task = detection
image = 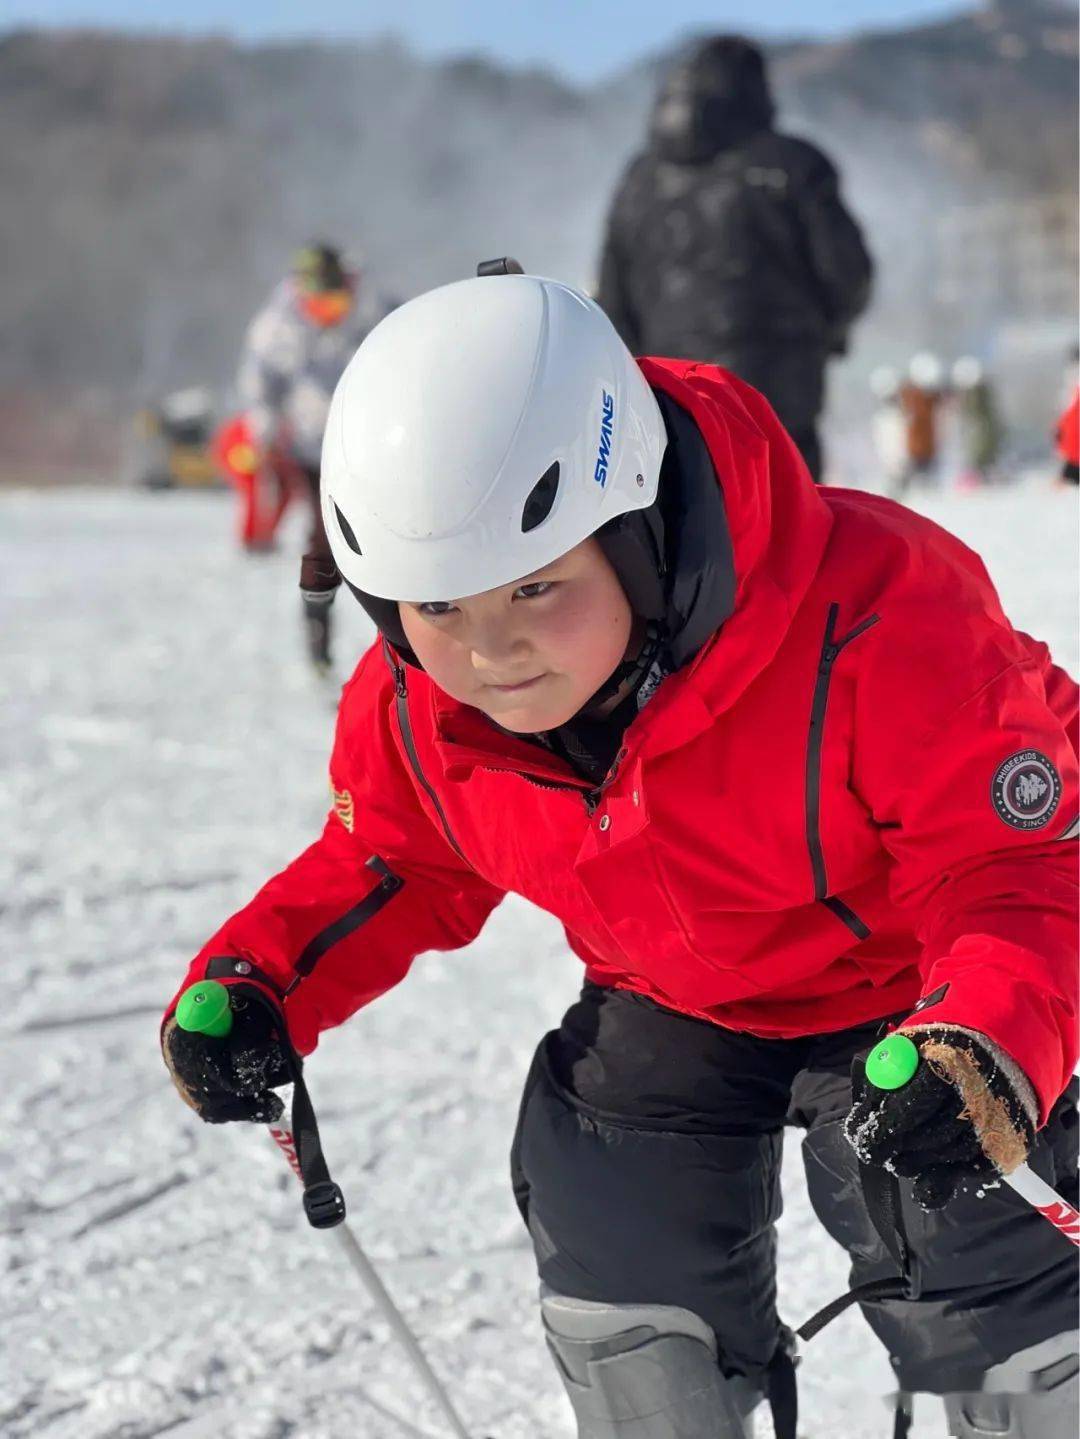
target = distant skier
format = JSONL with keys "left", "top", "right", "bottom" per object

{"left": 596, "top": 35, "right": 873, "bottom": 483}
{"left": 162, "top": 273, "right": 1078, "bottom": 1438}
{"left": 897, "top": 351, "right": 946, "bottom": 493}
{"left": 237, "top": 243, "right": 392, "bottom": 670}
{"left": 950, "top": 356, "right": 1004, "bottom": 488}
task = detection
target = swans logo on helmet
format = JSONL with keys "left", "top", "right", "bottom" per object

{"left": 594, "top": 390, "right": 615, "bottom": 488}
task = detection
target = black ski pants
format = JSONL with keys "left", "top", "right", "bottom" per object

{"left": 510, "top": 983, "right": 1079, "bottom": 1393}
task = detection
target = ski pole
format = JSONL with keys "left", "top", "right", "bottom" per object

{"left": 865, "top": 1032, "right": 1080, "bottom": 1247}
{"left": 176, "top": 980, "right": 478, "bottom": 1439}
{"left": 266, "top": 1118, "right": 477, "bottom": 1439}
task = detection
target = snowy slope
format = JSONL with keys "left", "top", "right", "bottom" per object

{"left": 1, "top": 481, "right": 1076, "bottom": 1439}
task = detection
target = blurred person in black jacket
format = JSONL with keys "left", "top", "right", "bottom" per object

{"left": 596, "top": 36, "right": 873, "bottom": 482}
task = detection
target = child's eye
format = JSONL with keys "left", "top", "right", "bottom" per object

{"left": 515, "top": 581, "right": 553, "bottom": 600}
{"left": 417, "top": 601, "right": 457, "bottom": 618}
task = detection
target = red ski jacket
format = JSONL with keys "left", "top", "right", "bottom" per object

{"left": 167, "top": 361, "right": 1079, "bottom": 1123}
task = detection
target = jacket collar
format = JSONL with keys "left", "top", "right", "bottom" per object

{"left": 640, "top": 359, "right": 832, "bottom": 716}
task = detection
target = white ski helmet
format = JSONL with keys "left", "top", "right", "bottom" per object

{"left": 869, "top": 365, "right": 900, "bottom": 401}
{"left": 908, "top": 351, "right": 945, "bottom": 390}
{"left": 320, "top": 273, "right": 666, "bottom": 604}
{"left": 951, "top": 356, "right": 984, "bottom": 389}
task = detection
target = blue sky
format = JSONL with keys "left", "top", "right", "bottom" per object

{"left": 7, "top": 1, "right": 970, "bottom": 79}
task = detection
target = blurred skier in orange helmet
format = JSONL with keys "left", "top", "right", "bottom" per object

{"left": 236, "top": 243, "right": 393, "bottom": 671}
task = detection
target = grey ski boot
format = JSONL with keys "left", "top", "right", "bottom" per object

{"left": 540, "top": 1287, "right": 760, "bottom": 1438}
{"left": 943, "top": 1330, "right": 1079, "bottom": 1438}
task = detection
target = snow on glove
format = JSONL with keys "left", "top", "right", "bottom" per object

{"left": 843, "top": 1025, "right": 1038, "bottom": 1211}
{"left": 162, "top": 983, "right": 291, "bottom": 1124}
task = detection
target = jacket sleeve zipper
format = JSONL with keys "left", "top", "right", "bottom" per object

{"left": 283, "top": 855, "right": 405, "bottom": 997}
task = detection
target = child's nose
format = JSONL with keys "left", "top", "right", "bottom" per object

{"left": 469, "top": 618, "right": 530, "bottom": 668}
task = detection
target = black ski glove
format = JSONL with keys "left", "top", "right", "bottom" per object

{"left": 843, "top": 1025, "right": 1037, "bottom": 1211}
{"left": 162, "top": 983, "right": 292, "bottom": 1124}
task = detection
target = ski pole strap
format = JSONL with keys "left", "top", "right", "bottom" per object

{"left": 289, "top": 1061, "right": 347, "bottom": 1229}
{"left": 764, "top": 1340, "right": 799, "bottom": 1439}
{"left": 857, "top": 1156, "right": 912, "bottom": 1277}
{"left": 795, "top": 1274, "right": 909, "bottom": 1342}
{"left": 200, "top": 962, "right": 346, "bottom": 1230}
{"left": 850, "top": 1049, "right": 914, "bottom": 1277}
{"left": 796, "top": 1052, "right": 914, "bottom": 1342}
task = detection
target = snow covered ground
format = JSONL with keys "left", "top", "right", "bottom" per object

{"left": 1, "top": 478, "right": 1076, "bottom": 1439}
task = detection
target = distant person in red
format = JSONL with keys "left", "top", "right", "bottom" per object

{"left": 210, "top": 414, "right": 301, "bottom": 551}
{"left": 1055, "top": 389, "right": 1079, "bottom": 486}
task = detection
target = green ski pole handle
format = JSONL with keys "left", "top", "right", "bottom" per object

{"left": 864, "top": 1032, "right": 1080, "bottom": 1248}
{"left": 175, "top": 978, "right": 234, "bottom": 1039}
{"left": 176, "top": 979, "right": 302, "bottom": 1178}
{"left": 864, "top": 1031, "right": 920, "bottom": 1091}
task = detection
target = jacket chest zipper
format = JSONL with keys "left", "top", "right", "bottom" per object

{"left": 386, "top": 649, "right": 470, "bottom": 863}
{"left": 805, "top": 604, "right": 879, "bottom": 939}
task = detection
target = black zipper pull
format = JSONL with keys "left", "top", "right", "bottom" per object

{"left": 367, "top": 854, "right": 405, "bottom": 896}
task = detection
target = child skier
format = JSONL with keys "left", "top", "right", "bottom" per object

{"left": 162, "top": 273, "right": 1079, "bottom": 1438}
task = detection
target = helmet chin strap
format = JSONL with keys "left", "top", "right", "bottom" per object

{"left": 578, "top": 621, "right": 664, "bottom": 717}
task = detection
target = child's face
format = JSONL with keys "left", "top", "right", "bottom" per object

{"left": 398, "top": 538, "right": 634, "bottom": 732}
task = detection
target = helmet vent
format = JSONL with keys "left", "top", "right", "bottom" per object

{"left": 334, "top": 501, "right": 363, "bottom": 555}
{"left": 521, "top": 461, "right": 560, "bottom": 533}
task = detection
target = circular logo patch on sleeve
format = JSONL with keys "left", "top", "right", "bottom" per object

{"left": 991, "top": 750, "right": 1061, "bottom": 830}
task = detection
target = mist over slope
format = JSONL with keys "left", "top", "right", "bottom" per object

{"left": 0, "top": 0, "right": 1076, "bottom": 469}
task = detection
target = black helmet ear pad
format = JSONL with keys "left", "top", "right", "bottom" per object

{"left": 343, "top": 580, "right": 423, "bottom": 667}
{"left": 594, "top": 502, "right": 668, "bottom": 627}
